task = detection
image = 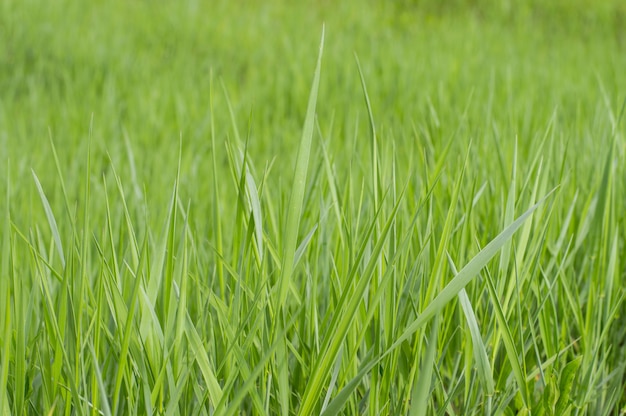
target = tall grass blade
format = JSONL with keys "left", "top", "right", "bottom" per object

{"left": 277, "top": 26, "right": 324, "bottom": 308}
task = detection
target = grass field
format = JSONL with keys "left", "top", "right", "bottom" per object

{"left": 1, "top": 0, "right": 626, "bottom": 414}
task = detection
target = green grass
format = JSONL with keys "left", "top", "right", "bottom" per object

{"left": 1, "top": 0, "right": 626, "bottom": 414}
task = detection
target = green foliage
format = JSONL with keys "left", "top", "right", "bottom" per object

{"left": 1, "top": 0, "right": 625, "bottom": 414}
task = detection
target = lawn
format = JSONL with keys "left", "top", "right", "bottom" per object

{"left": 1, "top": 0, "right": 626, "bottom": 414}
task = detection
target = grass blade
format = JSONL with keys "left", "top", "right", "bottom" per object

{"left": 277, "top": 26, "right": 324, "bottom": 308}
{"left": 31, "top": 170, "right": 65, "bottom": 268}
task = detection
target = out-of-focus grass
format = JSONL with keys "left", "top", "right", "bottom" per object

{"left": 1, "top": 0, "right": 625, "bottom": 414}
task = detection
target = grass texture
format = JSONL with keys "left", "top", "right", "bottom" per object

{"left": 1, "top": 0, "right": 626, "bottom": 414}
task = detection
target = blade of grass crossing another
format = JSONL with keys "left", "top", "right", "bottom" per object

{"left": 277, "top": 26, "right": 324, "bottom": 308}
{"left": 483, "top": 268, "right": 530, "bottom": 407}
{"left": 386, "top": 190, "right": 555, "bottom": 356}
{"left": 449, "top": 254, "right": 495, "bottom": 395}
{"left": 184, "top": 314, "right": 223, "bottom": 407}
{"left": 498, "top": 139, "right": 516, "bottom": 279}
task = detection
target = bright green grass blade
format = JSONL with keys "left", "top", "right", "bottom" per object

{"left": 277, "top": 26, "right": 324, "bottom": 308}
{"left": 276, "top": 338, "right": 290, "bottom": 416}
{"left": 386, "top": 190, "right": 554, "bottom": 356}
{"left": 31, "top": 170, "right": 65, "bottom": 268}
{"left": 163, "top": 142, "right": 182, "bottom": 325}
{"left": 1, "top": 171, "right": 11, "bottom": 414}
{"left": 0, "top": 286, "right": 9, "bottom": 416}
{"left": 173, "top": 203, "right": 190, "bottom": 375}
{"left": 554, "top": 356, "right": 582, "bottom": 415}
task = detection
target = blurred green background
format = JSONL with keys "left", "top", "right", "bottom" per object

{"left": 1, "top": 0, "right": 625, "bottom": 228}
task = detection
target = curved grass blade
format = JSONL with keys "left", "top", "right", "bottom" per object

{"left": 448, "top": 254, "right": 495, "bottom": 395}
{"left": 31, "top": 170, "right": 65, "bottom": 268}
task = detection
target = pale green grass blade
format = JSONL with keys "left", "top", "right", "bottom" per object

{"left": 425, "top": 148, "right": 468, "bottom": 303}
{"left": 246, "top": 169, "right": 264, "bottom": 264}
{"left": 31, "top": 170, "right": 65, "bottom": 268}
{"left": 319, "top": 124, "right": 345, "bottom": 245}
{"left": 498, "top": 139, "right": 516, "bottom": 277}
{"left": 483, "top": 268, "right": 529, "bottom": 407}
{"left": 277, "top": 26, "right": 324, "bottom": 308}
{"left": 173, "top": 202, "right": 190, "bottom": 374}
{"left": 320, "top": 355, "right": 378, "bottom": 416}
{"left": 453, "top": 259, "right": 495, "bottom": 396}
{"left": 294, "top": 224, "right": 317, "bottom": 269}
{"left": 409, "top": 316, "right": 440, "bottom": 416}
{"left": 354, "top": 54, "right": 380, "bottom": 210}
{"left": 209, "top": 70, "right": 225, "bottom": 297}
{"left": 320, "top": 345, "right": 344, "bottom": 413}
{"left": 47, "top": 131, "right": 79, "bottom": 240}
{"left": 88, "top": 343, "right": 112, "bottom": 416}
{"left": 109, "top": 156, "right": 140, "bottom": 270}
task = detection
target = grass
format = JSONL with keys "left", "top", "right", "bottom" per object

{"left": 1, "top": 0, "right": 626, "bottom": 414}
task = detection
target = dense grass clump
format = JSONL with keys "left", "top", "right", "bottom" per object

{"left": 1, "top": 0, "right": 625, "bottom": 414}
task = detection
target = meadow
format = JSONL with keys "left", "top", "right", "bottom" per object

{"left": 1, "top": 0, "right": 626, "bottom": 414}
